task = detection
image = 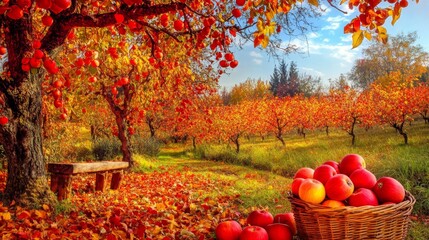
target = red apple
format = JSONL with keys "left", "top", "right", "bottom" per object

{"left": 291, "top": 178, "right": 305, "bottom": 196}
{"left": 293, "top": 167, "right": 314, "bottom": 179}
{"left": 298, "top": 179, "right": 326, "bottom": 204}
{"left": 339, "top": 154, "right": 366, "bottom": 176}
{"left": 215, "top": 220, "right": 242, "bottom": 240}
{"left": 313, "top": 165, "right": 337, "bottom": 185}
{"left": 350, "top": 168, "right": 377, "bottom": 189}
{"left": 246, "top": 210, "right": 273, "bottom": 228}
{"left": 325, "top": 174, "right": 354, "bottom": 201}
{"left": 322, "top": 199, "right": 345, "bottom": 208}
{"left": 348, "top": 188, "right": 379, "bottom": 207}
{"left": 372, "top": 177, "right": 405, "bottom": 204}
{"left": 239, "top": 226, "right": 268, "bottom": 240}
{"left": 265, "top": 223, "right": 293, "bottom": 240}
{"left": 0, "top": 116, "right": 9, "bottom": 125}
{"left": 322, "top": 160, "right": 340, "bottom": 173}
{"left": 273, "top": 213, "right": 297, "bottom": 235}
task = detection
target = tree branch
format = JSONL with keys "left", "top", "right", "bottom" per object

{"left": 41, "top": 3, "right": 188, "bottom": 52}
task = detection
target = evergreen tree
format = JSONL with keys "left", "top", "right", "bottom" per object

{"left": 288, "top": 61, "right": 299, "bottom": 96}
{"left": 277, "top": 60, "right": 289, "bottom": 97}
{"left": 269, "top": 65, "right": 280, "bottom": 96}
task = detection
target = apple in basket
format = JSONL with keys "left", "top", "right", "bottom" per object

{"left": 349, "top": 168, "right": 377, "bottom": 189}
{"left": 322, "top": 160, "right": 340, "bottom": 173}
{"left": 313, "top": 164, "right": 337, "bottom": 185}
{"left": 298, "top": 178, "right": 326, "bottom": 204}
{"left": 348, "top": 188, "right": 379, "bottom": 207}
{"left": 339, "top": 154, "right": 366, "bottom": 176}
{"left": 325, "top": 174, "right": 354, "bottom": 201}
{"left": 372, "top": 177, "right": 405, "bottom": 204}
{"left": 293, "top": 167, "right": 314, "bottom": 179}
{"left": 291, "top": 178, "right": 305, "bottom": 196}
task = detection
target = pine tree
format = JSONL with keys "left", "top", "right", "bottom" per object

{"left": 269, "top": 65, "right": 280, "bottom": 96}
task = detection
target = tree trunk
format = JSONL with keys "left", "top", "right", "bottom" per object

{"left": 393, "top": 123, "right": 408, "bottom": 144}
{"left": 146, "top": 116, "right": 156, "bottom": 138}
{"left": 349, "top": 117, "right": 357, "bottom": 146}
{"left": 276, "top": 134, "right": 286, "bottom": 146}
{"left": 231, "top": 134, "right": 240, "bottom": 153}
{"left": 325, "top": 126, "right": 329, "bottom": 136}
{"left": 102, "top": 85, "right": 134, "bottom": 166}
{"left": 114, "top": 114, "right": 134, "bottom": 164}
{"left": 192, "top": 136, "right": 197, "bottom": 150}
{"left": 1, "top": 74, "right": 56, "bottom": 207}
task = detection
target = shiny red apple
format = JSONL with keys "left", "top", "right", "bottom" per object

{"left": 246, "top": 210, "right": 273, "bottom": 228}
{"left": 325, "top": 174, "right": 354, "bottom": 201}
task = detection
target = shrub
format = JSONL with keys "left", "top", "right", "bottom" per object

{"left": 92, "top": 138, "right": 121, "bottom": 160}
{"left": 133, "top": 136, "right": 162, "bottom": 157}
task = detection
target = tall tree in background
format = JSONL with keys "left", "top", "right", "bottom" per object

{"left": 269, "top": 65, "right": 280, "bottom": 96}
{"left": 349, "top": 32, "right": 429, "bottom": 89}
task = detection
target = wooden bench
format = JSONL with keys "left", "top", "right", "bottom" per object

{"left": 48, "top": 161, "right": 129, "bottom": 200}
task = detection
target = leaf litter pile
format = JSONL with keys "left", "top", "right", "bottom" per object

{"left": 0, "top": 169, "right": 246, "bottom": 239}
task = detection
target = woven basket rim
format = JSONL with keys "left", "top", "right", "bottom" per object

{"left": 287, "top": 190, "right": 415, "bottom": 214}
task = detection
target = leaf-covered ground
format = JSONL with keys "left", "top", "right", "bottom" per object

{"left": 0, "top": 167, "right": 249, "bottom": 239}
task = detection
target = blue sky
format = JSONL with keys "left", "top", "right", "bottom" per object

{"left": 219, "top": 0, "right": 429, "bottom": 90}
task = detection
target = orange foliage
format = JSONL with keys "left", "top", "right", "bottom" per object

{"left": 0, "top": 170, "right": 245, "bottom": 239}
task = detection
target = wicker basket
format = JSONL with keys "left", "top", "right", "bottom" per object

{"left": 287, "top": 191, "right": 416, "bottom": 240}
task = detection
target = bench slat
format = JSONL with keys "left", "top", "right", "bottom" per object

{"left": 48, "top": 161, "right": 129, "bottom": 174}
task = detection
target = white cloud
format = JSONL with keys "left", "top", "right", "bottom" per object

{"left": 249, "top": 51, "right": 263, "bottom": 58}
{"left": 301, "top": 67, "right": 325, "bottom": 77}
{"left": 249, "top": 51, "right": 264, "bottom": 65}
{"left": 253, "top": 59, "right": 263, "bottom": 65}
{"left": 340, "top": 36, "right": 351, "bottom": 42}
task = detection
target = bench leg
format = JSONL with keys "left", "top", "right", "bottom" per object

{"left": 110, "top": 171, "right": 123, "bottom": 190}
{"left": 95, "top": 172, "right": 108, "bottom": 192}
{"left": 51, "top": 174, "right": 72, "bottom": 201}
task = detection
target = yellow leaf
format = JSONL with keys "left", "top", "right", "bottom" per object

{"left": 261, "top": 35, "right": 270, "bottom": 48}
{"left": 364, "top": 31, "right": 372, "bottom": 41}
{"left": 35, "top": 210, "right": 47, "bottom": 219}
{"left": 2, "top": 212, "right": 12, "bottom": 221}
{"left": 42, "top": 204, "right": 50, "bottom": 211}
{"left": 308, "top": 0, "right": 319, "bottom": 7}
{"left": 352, "top": 30, "right": 364, "bottom": 49}
{"left": 340, "top": 0, "right": 348, "bottom": 4}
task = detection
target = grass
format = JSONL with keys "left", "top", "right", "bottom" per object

{"left": 130, "top": 120, "right": 429, "bottom": 239}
